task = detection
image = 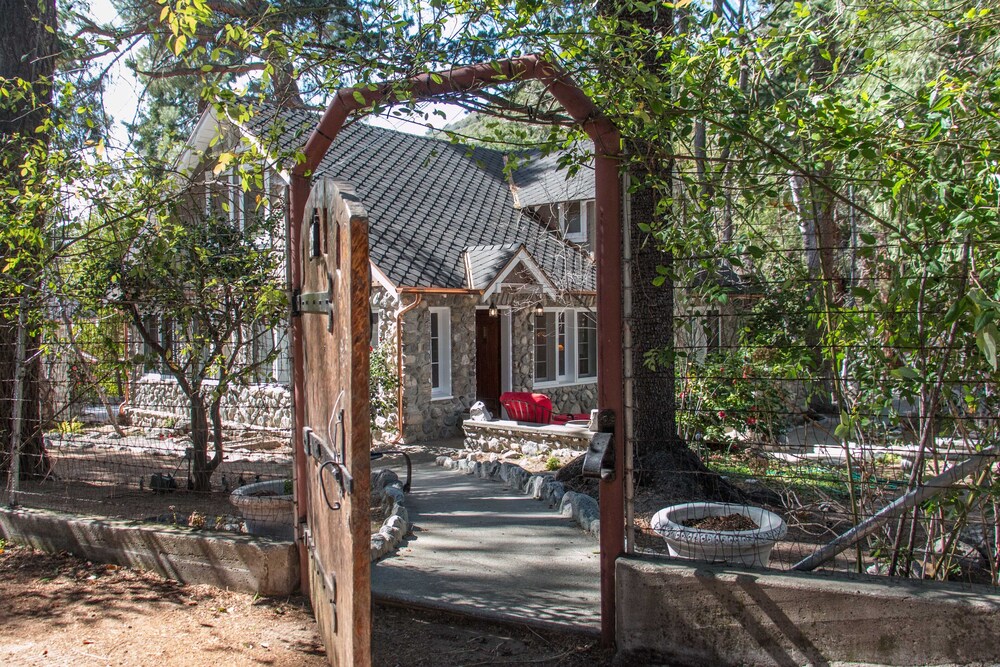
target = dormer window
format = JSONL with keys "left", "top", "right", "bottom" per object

{"left": 559, "top": 200, "right": 593, "bottom": 243}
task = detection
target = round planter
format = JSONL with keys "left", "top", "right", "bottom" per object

{"left": 230, "top": 480, "right": 294, "bottom": 540}
{"left": 650, "top": 502, "right": 787, "bottom": 567}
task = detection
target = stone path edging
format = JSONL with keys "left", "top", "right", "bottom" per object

{"left": 370, "top": 469, "right": 409, "bottom": 561}
{"left": 435, "top": 455, "right": 599, "bottom": 539}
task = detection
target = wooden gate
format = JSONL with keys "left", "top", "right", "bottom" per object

{"left": 296, "top": 178, "right": 371, "bottom": 666}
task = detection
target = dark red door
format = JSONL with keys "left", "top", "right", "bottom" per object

{"left": 475, "top": 309, "right": 502, "bottom": 415}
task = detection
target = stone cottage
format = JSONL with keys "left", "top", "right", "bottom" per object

{"left": 129, "top": 103, "right": 600, "bottom": 442}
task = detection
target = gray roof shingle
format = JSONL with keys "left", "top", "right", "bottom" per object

{"left": 241, "top": 106, "right": 595, "bottom": 291}
{"left": 464, "top": 243, "right": 522, "bottom": 291}
{"left": 509, "top": 149, "right": 595, "bottom": 208}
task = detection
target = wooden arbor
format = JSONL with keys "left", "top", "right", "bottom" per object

{"left": 288, "top": 56, "right": 624, "bottom": 662}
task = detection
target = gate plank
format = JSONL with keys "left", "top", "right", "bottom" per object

{"left": 300, "top": 179, "right": 371, "bottom": 666}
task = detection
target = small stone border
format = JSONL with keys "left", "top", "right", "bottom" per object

{"left": 370, "top": 469, "right": 409, "bottom": 561}
{"left": 435, "top": 455, "right": 599, "bottom": 539}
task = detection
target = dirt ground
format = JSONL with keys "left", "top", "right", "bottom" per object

{"left": 0, "top": 542, "right": 614, "bottom": 667}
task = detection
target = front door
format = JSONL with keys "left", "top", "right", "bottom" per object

{"left": 475, "top": 309, "right": 501, "bottom": 415}
{"left": 298, "top": 179, "right": 371, "bottom": 666}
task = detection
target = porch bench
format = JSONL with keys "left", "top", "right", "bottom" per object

{"left": 462, "top": 418, "right": 595, "bottom": 456}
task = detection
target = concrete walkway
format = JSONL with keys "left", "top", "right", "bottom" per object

{"left": 371, "top": 460, "right": 601, "bottom": 633}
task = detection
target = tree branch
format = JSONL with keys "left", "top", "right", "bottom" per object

{"left": 135, "top": 62, "right": 267, "bottom": 79}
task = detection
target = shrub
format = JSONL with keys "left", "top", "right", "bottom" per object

{"left": 677, "top": 350, "right": 793, "bottom": 449}
{"left": 370, "top": 339, "right": 399, "bottom": 434}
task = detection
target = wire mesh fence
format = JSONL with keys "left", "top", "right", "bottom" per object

{"left": 1, "top": 317, "right": 294, "bottom": 537}
{"left": 625, "top": 192, "right": 1000, "bottom": 588}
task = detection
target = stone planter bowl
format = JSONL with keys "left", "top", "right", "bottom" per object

{"left": 230, "top": 480, "right": 294, "bottom": 540}
{"left": 650, "top": 502, "right": 787, "bottom": 567}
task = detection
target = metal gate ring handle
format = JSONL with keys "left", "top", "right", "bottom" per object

{"left": 318, "top": 460, "right": 343, "bottom": 511}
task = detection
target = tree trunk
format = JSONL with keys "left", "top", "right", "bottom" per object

{"left": 597, "top": 0, "right": 744, "bottom": 502}
{"left": 0, "top": 0, "right": 57, "bottom": 481}
{"left": 189, "top": 397, "right": 213, "bottom": 492}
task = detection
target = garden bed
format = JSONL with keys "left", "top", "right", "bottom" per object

{"left": 14, "top": 425, "right": 292, "bottom": 533}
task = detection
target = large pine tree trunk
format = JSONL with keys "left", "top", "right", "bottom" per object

{"left": 0, "top": 0, "right": 57, "bottom": 481}
{"left": 597, "top": 0, "right": 744, "bottom": 502}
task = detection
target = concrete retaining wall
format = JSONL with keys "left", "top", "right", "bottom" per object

{"left": 616, "top": 557, "right": 1000, "bottom": 666}
{"left": 0, "top": 507, "right": 299, "bottom": 596}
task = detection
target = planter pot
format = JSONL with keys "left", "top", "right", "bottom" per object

{"left": 650, "top": 502, "right": 787, "bottom": 567}
{"left": 230, "top": 480, "right": 294, "bottom": 540}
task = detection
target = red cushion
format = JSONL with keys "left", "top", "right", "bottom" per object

{"left": 551, "top": 412, "right": 592, "bottom": 425}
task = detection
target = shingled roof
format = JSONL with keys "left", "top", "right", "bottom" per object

{"left": 240, "top": 106, "right": 595, "bottom": 292}
{"left": 509, "top": 148, "right": 595, "bottom": 208}
{"left": 463, "top": 243, "right": 522, "bottom": 291}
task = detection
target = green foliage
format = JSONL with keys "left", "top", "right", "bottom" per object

{"left": 369, "top": 338, "right": 399, "bottom": 435}
{"left": 57, "top": 146, "right": 287, "bottom": 490}
{"left": 545, "top": 456, "right": 561, "bottom": 471}
{"left": 677, "top": 350, "right": 794, "bottom": 449}
{"left": 56, "top": 419, "right": 83, "bottom": 436}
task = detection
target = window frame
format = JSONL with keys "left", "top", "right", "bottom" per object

{"left": 558, "top": 200, "right": 591, "bottom": 243}
{"left": 577, "top": 311, "right": 598, "bottom": 380}
{"left": 533, "top": 307, "right": 598, "bottom": 388}
{"left": 429, "top": 307, "right": 452, "bottom": 400}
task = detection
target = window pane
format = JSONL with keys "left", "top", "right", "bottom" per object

{"left": 535, "top": 313, "right": 562, "bottom": 382}
{"left": 557, "top": 311, "right": 567, "bottom": 377}
{"left": 430, "top": 312, "right": 440, "bottom": 388}
{"left": 706, "top": 311, "right": 722, "bottom": 353}
{"left": 564, "top": 202, "right": 582, "bottom": 235}
{"left": 578, "top": 312, "right": 597, "bottom": 378}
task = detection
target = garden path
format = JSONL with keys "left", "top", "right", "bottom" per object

{"left": 371, "top": 457, "right": 601, "bottom": 634}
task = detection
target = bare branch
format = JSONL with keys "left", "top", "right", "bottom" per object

{"left": 135, "top": 63, "right": 267, "bottom": 79}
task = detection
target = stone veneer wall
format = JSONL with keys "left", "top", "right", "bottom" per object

{"left": 127, "top": 375, "right": 292, "bottom": 431}
{"left": 462, "top": 420, "right": 594, "bottom": 456}
{"left": 127, "top": 288, "right": 599, "bottom": 439}
{"left": 544, "top": 383, "right": 597, "bottom": 416}
{"left": 399, "top": 293, "right": 477, "bottom": 442}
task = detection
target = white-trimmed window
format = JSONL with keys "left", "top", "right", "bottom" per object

{"left": 559, "top": 200, "right": 593, "bottom": 243}
{"left": 227, "top": 169, "right": 242, "bottom": 227}
{"left": 429, "top": 307, "right": 452, "bottom": 399}
{"left": 577, "top": 312, "right": 597, "bottom": 379}
{"left": 534, "top": 308, "right": 598, "bottom": 386}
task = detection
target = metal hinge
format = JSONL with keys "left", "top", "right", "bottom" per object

{"left": 294, "top": 290, "right": 331, "bottom": 315}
